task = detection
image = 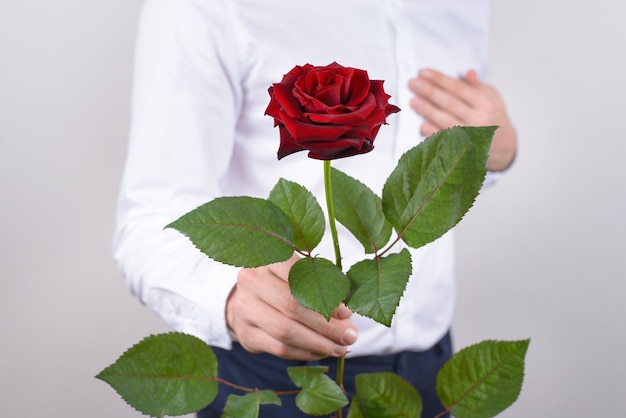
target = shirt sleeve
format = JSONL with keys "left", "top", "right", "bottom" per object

{"left": 112, "top": 0, "right": 243, "bottom": 348}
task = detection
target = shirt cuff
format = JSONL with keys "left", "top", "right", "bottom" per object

{"left": 143, "top": 262, "right": 238, "bottom": 349}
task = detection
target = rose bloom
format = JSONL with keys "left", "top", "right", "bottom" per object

{"left": 265, "top": 62, "right": 400, "bottom": 160}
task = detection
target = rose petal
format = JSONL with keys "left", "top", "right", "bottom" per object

{"left": 306, "top": 137, "right": 374, "bottom": 160}
{"left": 293, "top": 88, "right": 337, "bottom": 114}
{"left": 279, "top": 110, "right": 349, "bottom": 142}
{"left": 265, "top": 86, "right": 284, "bottom": 120}
{"left": 271, "top": 83, "right": 305, "bottom": 119}
{"left": 277, "top": 125, "right": 307, "bottom": 159}
{"left": 343, "top": 68, "right": 370, "bottom": 106}
{"left": 310, "top": 76, "right": 344, "bottom": 105}
{"left": 305, "top": 93, "right": 377, "bottom": 124}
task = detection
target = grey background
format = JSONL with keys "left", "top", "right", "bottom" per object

{"left": 1, "top": 0, "right": 624, "bottom": 417}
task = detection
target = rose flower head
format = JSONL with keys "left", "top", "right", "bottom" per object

{"left": 265, "top": 62, "right": 400, "bottom": 160}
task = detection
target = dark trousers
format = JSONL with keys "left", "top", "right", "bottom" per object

{"left": 198, "top": 332, "right": 452, "bottom": 418}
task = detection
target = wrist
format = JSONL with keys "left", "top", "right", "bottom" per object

{"left": 225, "top": 284, "right": 238, "bottom": 340}
{"left": 487, "top": 124, "right": 517, "bottom": 172}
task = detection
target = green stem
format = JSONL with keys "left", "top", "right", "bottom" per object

{"left": 323, "top": 160, "right": 342, "bottom": 270}
{"left": 335, "top": 354, "right": 346, "bottom": 391}
{"left": 323, "top": 160, "right": 345, "bottom": 418}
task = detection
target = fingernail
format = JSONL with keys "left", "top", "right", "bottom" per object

{"left": 420, "top": 69, "right": 434, "bottom": 79}
{"left": 412, "top": 79, "right": 428, "bottom": 93}
{"left": 333, "top": 345, "right": 348, "bottom": 356}
{"left": 343, "top": 328, "right": 358, "bottom": 345}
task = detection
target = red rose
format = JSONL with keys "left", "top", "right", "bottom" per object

{"left": 265, "top": 62, "right": 400, "bottom": 160}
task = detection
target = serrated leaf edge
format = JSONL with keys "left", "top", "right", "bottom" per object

{"left": 439, "top": 339, "right": 531, "bottom": 415}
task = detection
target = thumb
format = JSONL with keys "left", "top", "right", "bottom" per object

{"left": 269, "top": 253, "right": 301, "bottom": 283}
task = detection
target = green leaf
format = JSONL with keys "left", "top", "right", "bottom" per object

{"left": 346, "top": 396, "right": 366, "bottom": 418}
{"left": 345, "top": 249, "right": 412, "bottom": 327}
{"left": 269, "top": 178, "right": 325, "bottom": 253}
{"left": 382, "top": 126, "right": 494, "bottom": 249}
{"left": 436, "top": 339, "right": 530, "bottom": 418}
{"left": 355, "top": 372, "right": 422, "bottom": 418}
{"left": 289, "top": 257, "right": 350, "bottom": 320}
{"left": 221, "top": 391, "right": 281, "bottom": 418}
{"left": 96, "top": 333, "right": 218, "bottom": 418}
{"left": 288, "top": 366, "right": 349, "bottom": 416}
{"left": 166, "top": 196, "right": 295, "bottom": 267}
{"left": 331, "top": 167, "right": 392, "bottom": 253}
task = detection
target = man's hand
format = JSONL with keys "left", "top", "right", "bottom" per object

{"left": 225, "top": 254, "right": 358, "bottom": 360}
{"left": 409, "top": 69, "right": 517, "bottom": 172}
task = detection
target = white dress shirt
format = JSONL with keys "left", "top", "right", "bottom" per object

{"left": 113, "top": 0, "right": 494, "bottom": 357}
